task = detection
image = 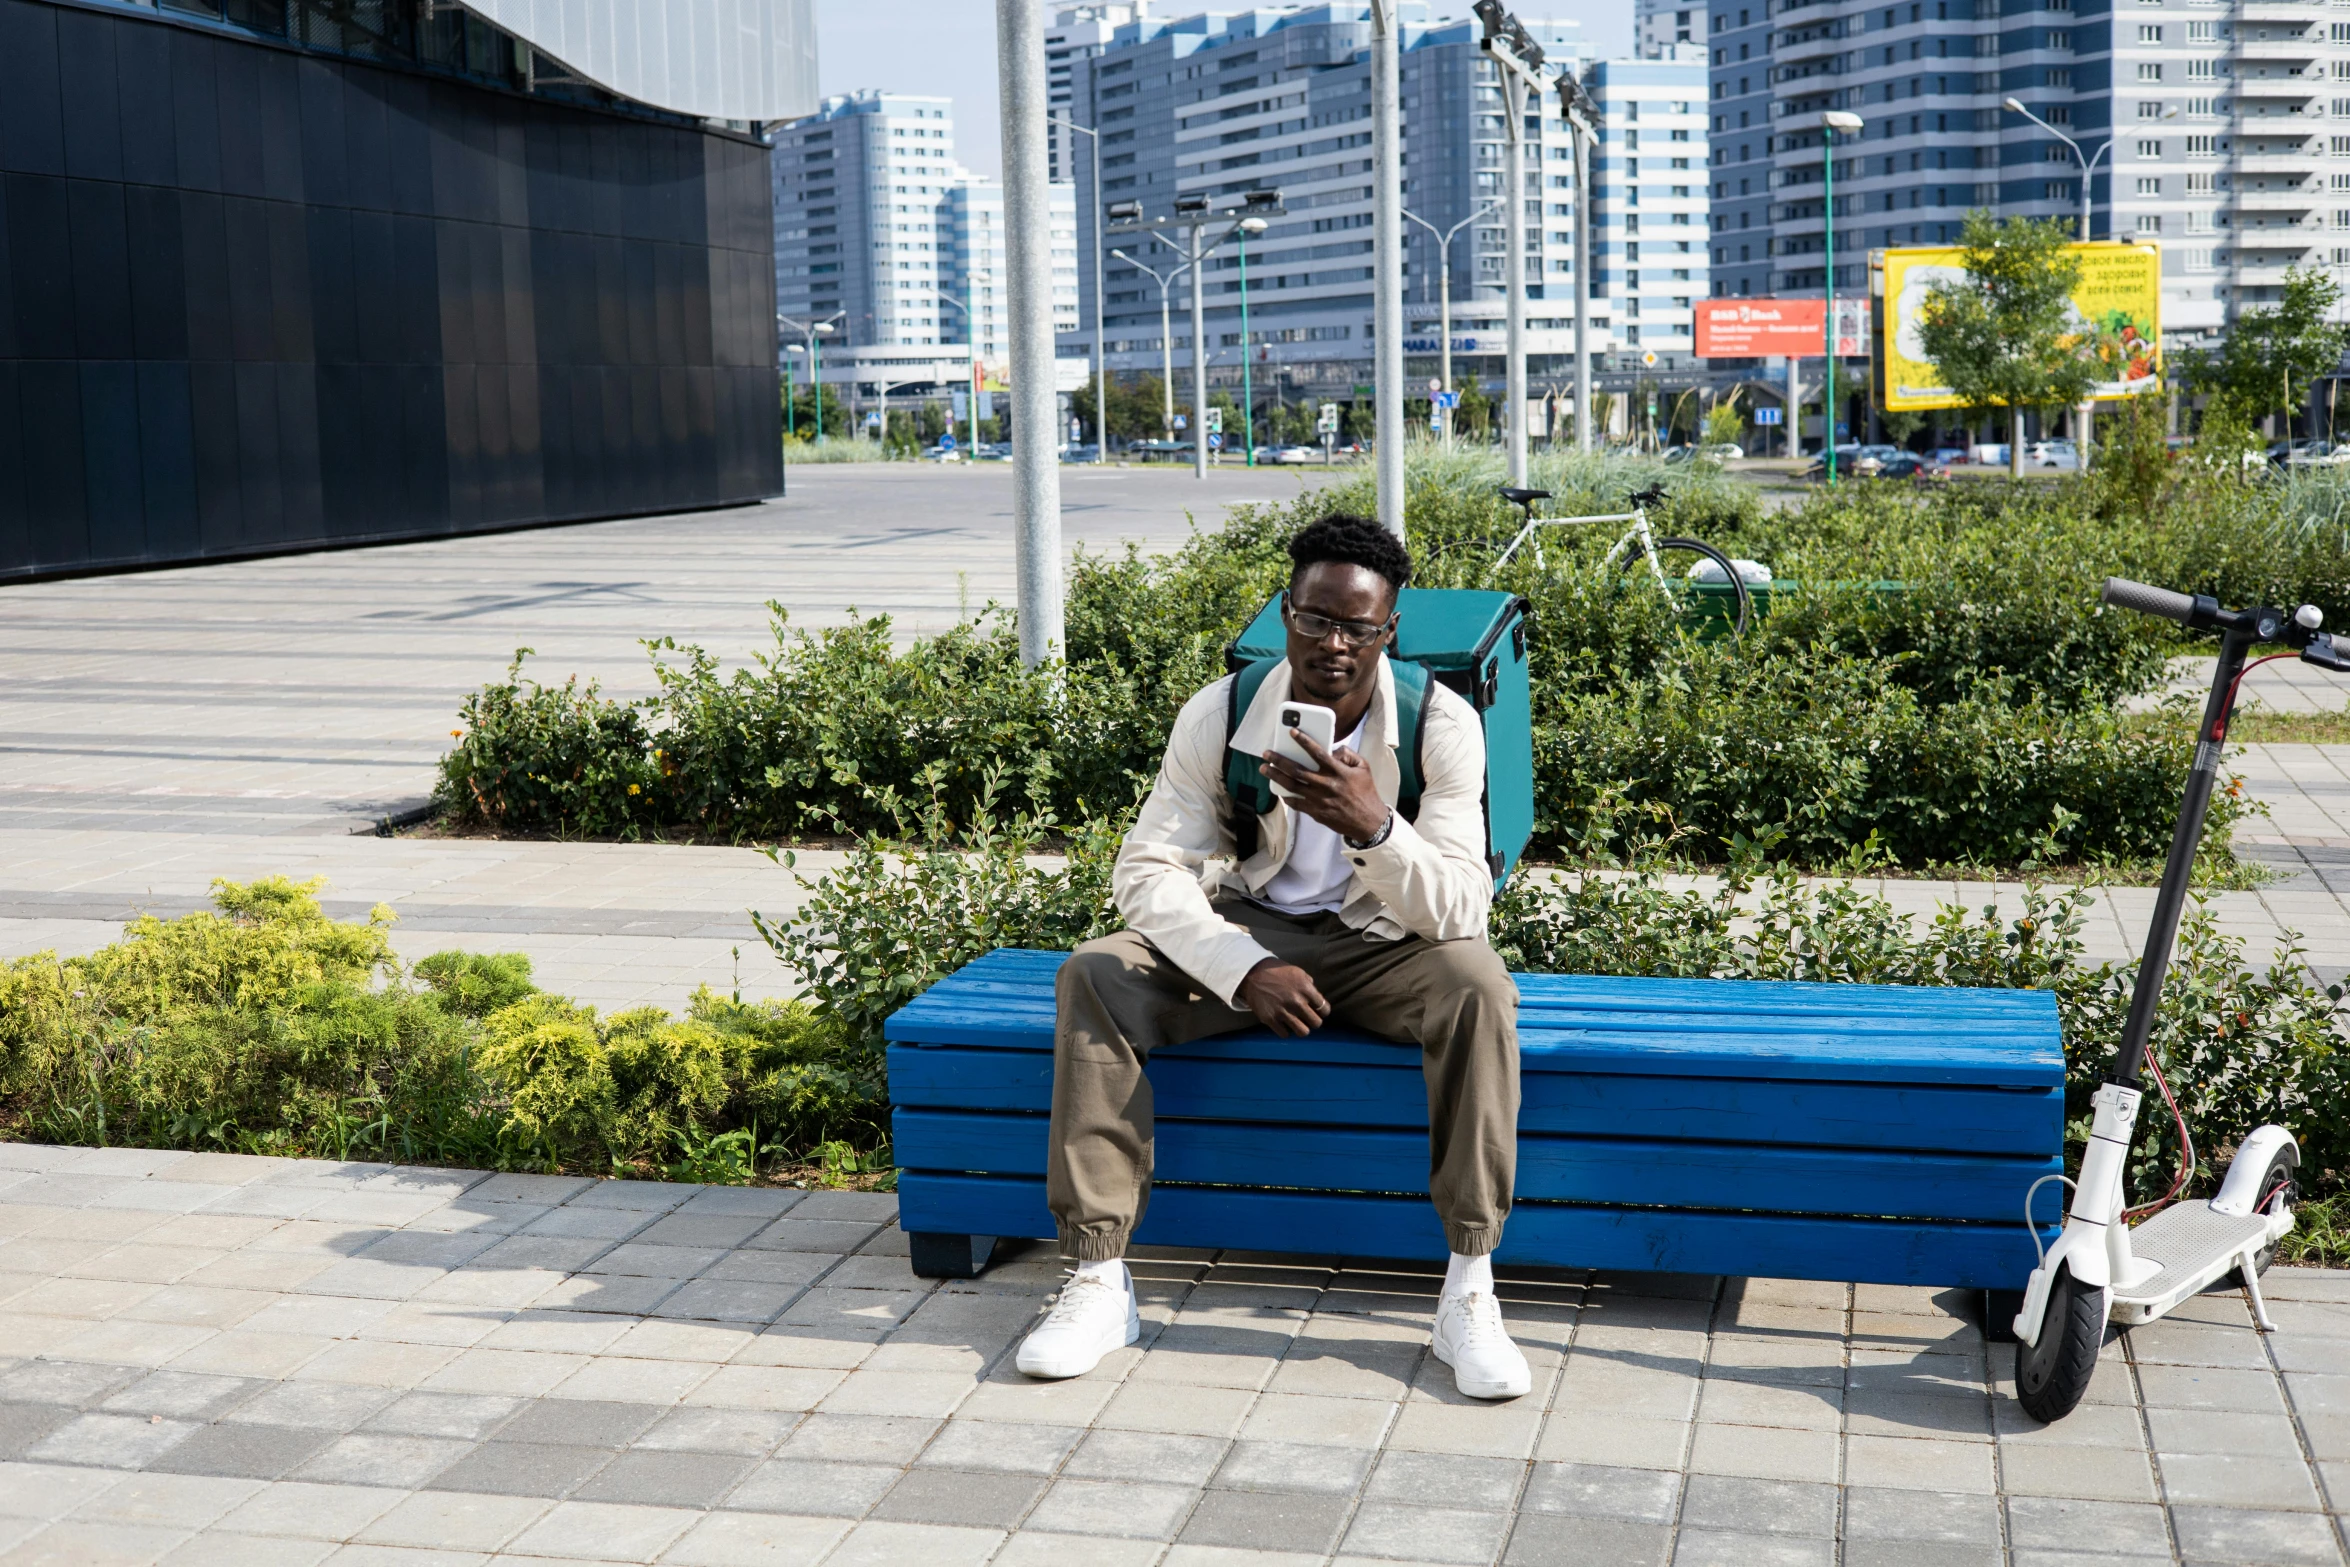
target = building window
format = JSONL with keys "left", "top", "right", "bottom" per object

{"left": 2138, "top": 139, "right": 2163, "bottom": 156}
{"left": 2136, "top": 214, "right": 2162, "bottom": 234}
{"left": 2138, "top": 23, "right": 2162, "bottom": 41}
{"left": 2137, "top": 176, "right": 2161, "bottom": 195}
{"left": 2137, "top": 63, "right": 2163, "bottom": 82}
{"left": 2136, "top": 102, "right": 2163, "bottom": 119}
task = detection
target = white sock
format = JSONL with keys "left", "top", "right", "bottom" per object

{"left": 1443, "top": 1252, "right": 1493, "bottom": 1298}
{"left": 1073, "top": 1258, "right": 1128, "bottom": 1291}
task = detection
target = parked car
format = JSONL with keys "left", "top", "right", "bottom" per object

{"left": 1697, "top": 442, "right": 1745, "bottom": 461}
{"left": 1930, "top": 446, "right": 1971, "bottom": 465}
{"left": 2286, "top": 440, "right": 2350, "bottom": 468}
{"left": 1876, "top": 453, "right": 1949, "bottom": 482}
{"left": 2027, "top": 438, "right": 2080, "bottom": 471}
{"left": 923, "top": 444, "right": 964, "bottom": 462}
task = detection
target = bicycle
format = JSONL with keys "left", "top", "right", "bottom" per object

{"left": 1492, "top": 483, "right": 1753, "bottom": 638}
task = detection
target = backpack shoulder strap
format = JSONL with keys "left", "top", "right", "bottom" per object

{"left": 1222, "top": 658, "right": 1279, "bottom": 857}
{"left": 1390, "top": 657, "right": 1430, "bottom": 824}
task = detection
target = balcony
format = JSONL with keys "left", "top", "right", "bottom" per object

{"left": 1773, "top": 29, "right": 1846, "bottom": 67}
{"left": 2239, "top": 0, "right": 2322, "bottom": 19}
{"left": 2232, "top": 149, "right": 2317, "bottom": 172}
{"left": 2232, "top": 183, "right": 2320, "bottom": 214}
{"left": 2232, "top": 67, "right": 2322, "bottom": 96}
{"left": 2233, "top": 32, "right": 2321, "bottom": 62}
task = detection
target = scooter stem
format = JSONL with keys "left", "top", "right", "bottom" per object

{"left": 2110, "top": 626, "right": 2252, "bottom": 1087}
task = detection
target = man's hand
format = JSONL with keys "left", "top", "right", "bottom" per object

{"left": 1236, "top": 958, "right": 1329, "bottom": 1037}
{"left": 1262, "top": 731, "right": 1390, "bottom": 843}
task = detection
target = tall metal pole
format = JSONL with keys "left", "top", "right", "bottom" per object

{"left": 1823, "top": 127, "right": 1837, "bottom": 489}
{"left": 1113, "top": 247, "right": 1186, "bottom": 440}
{"left": 1562, "top": 78, "right": 1594, "bottom": 452}
{"left": 1240, "top": 228, "right": 1254, "bottom": 466}
{"left": 1190, "top": 223, "right": 1208, "bottom": 478}
{"left": 1089, "top": 100, "right": 1106, "bottom": 460}
{"left": 1501, "top": 68, "right": 1528, "bottom": 485}
{"left": 1404, "top": 207, "right": 1491, "bottom": 447}
{"left": 997, "top": 0, "right": 1062, "bottom": 665}
{"left": 1371, "top": 0, "right": 1405, "bottom": 538}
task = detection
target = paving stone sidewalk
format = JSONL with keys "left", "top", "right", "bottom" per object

{"left": 0, "top": 1143, "right": 2343, "bottom": 1567}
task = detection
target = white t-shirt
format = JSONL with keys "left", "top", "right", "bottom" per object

{"left": 1254, "top": 713, "right": 1368, "bottom": 916}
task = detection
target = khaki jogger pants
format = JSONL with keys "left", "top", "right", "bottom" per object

{"left": 1047, "top": 898, "right": 1521, "bottom": 1261}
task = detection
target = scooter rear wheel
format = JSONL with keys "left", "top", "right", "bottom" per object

{"left": 2235, "top": 1144, "right": 2301, "bottom": 1283}
{"left": 2015, "top": 1264, "right": 2106, "bottom": 1424}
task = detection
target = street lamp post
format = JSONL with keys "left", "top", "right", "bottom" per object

{"left": 1821, "top": 110, "right": 1863, "bottom": 487}
{"left": 1110, "top": 246, "right": 1188, "bottom": 441}
{"left": 1237, "top": 215, "right": 1267, "bottom": 464}
{"left": 1049, "top": 109, "right": 1109, "bottom": 462}
{"left": 783, "top": 344, "right": 799, "bottom": 441}
{"left": 1476, "top": 0, "right": 1552, "bottom": 488}
{"left": 2002, "top": 95, "right": 2159, "bottom": 468}
{"left": 1557, "top": 68, "right": 1599, "bottom": 452}
{"left": 1404, "top": 202, "right": 1498, "bottom": 445}
{"left": 778, "top": 313, "right": 843, "bottom": 441}
{"left": 1371, "top": 0, "right": 1404, "bottom": 538}
{"left": 907, "top": 286, "right": 990, "bottom": 457}
{"left": 1105, "top": 192, "right": 1287, "bottom": 479}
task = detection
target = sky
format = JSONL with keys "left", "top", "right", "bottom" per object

{"left": 813, "top": 0, "right": 1635, "bottom": 182}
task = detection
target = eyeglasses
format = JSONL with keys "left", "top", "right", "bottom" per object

{"left": 1282, "top": 595, "right": 1393, "bottom": 648}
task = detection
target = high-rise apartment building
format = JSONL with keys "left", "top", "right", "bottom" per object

{"left": 1049, "top": 5, "right": 1148, "bottom": 182}
{"left": 1592, "top": 58, "right": 1715, "bottom": 358}
{"left": 1638, "top": 0, "right": 1699, "bottom": 57}
{"left": 1068, "top": 6, "right": 1688, "bottom": 405}
{"left": 1701, "top": 0, "right": 2350, "bottom": 350}
{"left": 772, "top": 91, "right": 1078, "bottom": 393}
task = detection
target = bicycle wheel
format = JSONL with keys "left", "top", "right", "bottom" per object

{"left": 1603, "top": 537, "right": 1751, "bottom": 639}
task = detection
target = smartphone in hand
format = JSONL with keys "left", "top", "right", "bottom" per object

{"left": 1268, "top": 702, "right": 1337, "bottom": 799}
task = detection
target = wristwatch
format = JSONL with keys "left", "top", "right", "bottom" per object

{"left": 1345, "top": 811, "right": 1395, "bottom": 852}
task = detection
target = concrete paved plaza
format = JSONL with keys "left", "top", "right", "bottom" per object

{"left": 0, "top": 1143, "right": 2344, "bottom": 1567}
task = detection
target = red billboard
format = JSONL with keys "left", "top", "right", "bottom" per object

{"left": 1695, "top": 298, "right": 1825, "bottom": 358}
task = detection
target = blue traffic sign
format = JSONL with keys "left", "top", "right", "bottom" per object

{"left": 1753, "top": 407, "right": 1784, "bottom": 426}
{"left": 1434, "top": 391, "right": 1460, "bottom": 410}
{"left": 938, "top": 431, "right": 957, "bottom": 449}
{"left": 1207, "top": 432, "right": 1224, "bottom": 449}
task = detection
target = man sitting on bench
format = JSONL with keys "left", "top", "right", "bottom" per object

{"left": 1016, "top": 514, "right": 1530, "bottom": 1400}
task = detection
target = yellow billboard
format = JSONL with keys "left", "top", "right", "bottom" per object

{"left": 1880, "top": 242, "right": 2162, "bottom": 411}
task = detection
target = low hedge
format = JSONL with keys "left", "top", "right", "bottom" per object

{"left": 435, "top": 449, "right": 2278, "bottom": 869}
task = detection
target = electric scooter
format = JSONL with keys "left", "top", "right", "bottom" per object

{"left": 2010, "top": 577, "right": 2350, "bottom": 1423}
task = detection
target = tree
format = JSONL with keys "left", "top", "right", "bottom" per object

{"left": 2183, "top": 265, "right": 2348, "bottom": 439}
{"left": 1914, "top": 211, "right": 2094, "bottom": 477}
{"left": 1880, "top": 407, "right": 1926, "bottom": 447}
{"left": 1703, "top": 397, "right": 1745, "bottom": 450}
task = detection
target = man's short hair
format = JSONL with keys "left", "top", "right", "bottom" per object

{"left": 1287, "top": 513, "right": 1413, "bottom": 599}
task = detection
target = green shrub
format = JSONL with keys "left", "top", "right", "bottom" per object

{"left": 757, "top": 801, "right": 2348, "bottom": 1201}
{"left": 0, "top": 879, "right": 882, "bottom": 1178}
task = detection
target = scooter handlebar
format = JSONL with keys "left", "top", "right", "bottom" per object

{"left": 2101, "top": 576, "right": 2199, "bottom": 624}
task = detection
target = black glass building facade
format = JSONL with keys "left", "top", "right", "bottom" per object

{"left": 0, "top": 0, "right": 781, "bottom": 580}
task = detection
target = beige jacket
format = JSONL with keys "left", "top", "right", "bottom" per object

{"left": 1111, "top": 654, "right": 1495, "bottom": 1007}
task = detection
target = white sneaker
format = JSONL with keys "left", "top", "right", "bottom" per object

{"left": 1431, "top": 1288, "right": 1532, "bottom": 1400}
{"left": 1016, "top": 1264, "right": 1141, "bottom": 1379}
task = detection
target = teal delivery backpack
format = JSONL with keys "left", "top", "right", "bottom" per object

{"left": 1223, "top": 588, "right": 1535, "bottom": 887}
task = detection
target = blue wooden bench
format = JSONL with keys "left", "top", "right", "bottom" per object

{"left": 885, "top": 948, "right": 2066, "bottom": 1288}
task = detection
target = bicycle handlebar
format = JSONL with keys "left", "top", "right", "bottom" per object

{"left": 2101, "top": 577, "right": 2198, "bottom": 624}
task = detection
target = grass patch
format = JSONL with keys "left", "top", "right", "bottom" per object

{"left": 2228, "top": 708, "right": 2350, "bottom": 745}
{"left": 2280, "top": 1192, "right": 2350, "bottom": 1268}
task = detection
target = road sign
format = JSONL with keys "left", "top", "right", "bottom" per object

{"left": 1316, "top": 402, "right": 1340, "bottom": 434}
{"left": 1427, "top": 377, "right": 1443, "bottom": 392}
{"left": 1642, "top": 350, "right": 1658, "bottom": 367}
{"left": 938, "top": 431, "right": 957, "bottom": 449}
{"left": 1204, "top": 407, "right": 1224, "bottom": 433}
{"left": 1434, "top": 391, "right": 1460, "bottom": 410}
{"left": 1429, "top": 413, "right": 1443, "bottom": 431}
{"left": 1752, "top": 407, "right": 1783, "bottom": 426}
{"left": 1208, "top": 431, "right": 1224, "bottom": 450}
{"left": 1173, "top": 414, "right": 1187, "bottom": 430}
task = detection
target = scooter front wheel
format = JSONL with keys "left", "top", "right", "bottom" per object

{"left": 2015, "top": 1264, "right": 2106, "bottom": 1424}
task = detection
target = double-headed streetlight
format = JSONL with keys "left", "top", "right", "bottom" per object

{"left": 1403, "top": 200, "right": 1499, "bottom": 445}
{"left": 1048, "top": 109, "right": 1109, "bottom": 462}
{"left": 1820, "top": 109, "right": 1863, "bottom": 487}
{"left": 1109, "top": 245, "right": 1190, "bottom": 443}
{"left": 906, "top": 284, "right": 992, "bottom": 457}
{"left": 1236, "top": 215, "right": 1269, "bottom": 465}
{"left": 1105, "top": 189, "right": 1285, "bottom": 478}
{"left": 779, "top": 313, "right": 842, "bottom": 441}
{"left": 1475, "top": 0, "right": 1553, "bottom": 488}
{"left": 2002, "top": 96, "right": 2171, "bottom": 465}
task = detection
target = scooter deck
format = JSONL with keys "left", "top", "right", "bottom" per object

{"left": 2109, "top": 1200, "right": 2276, "bottom": 1324}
